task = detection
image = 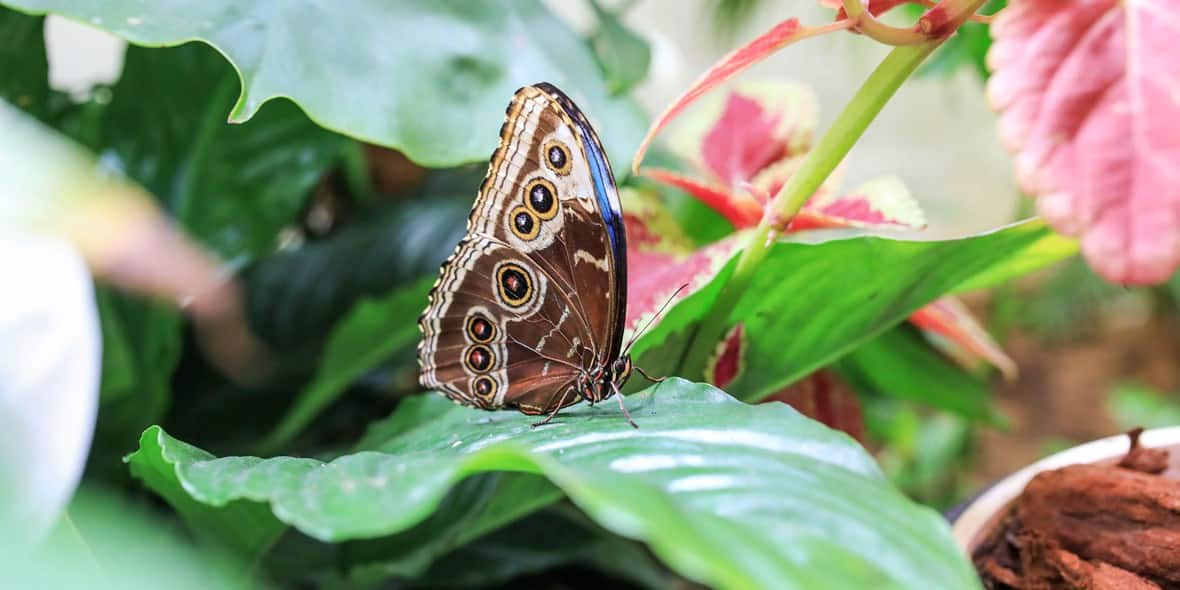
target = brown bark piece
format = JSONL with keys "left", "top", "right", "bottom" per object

{"left": 1017, "top": 465, "right": 1180, "bottom": 586}
{"left": 974, "top": 437, "right": 1180, "bottom": 589}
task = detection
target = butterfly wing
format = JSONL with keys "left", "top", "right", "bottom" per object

{"left": 418, "top": 84, "right": 627, "bottom": 413}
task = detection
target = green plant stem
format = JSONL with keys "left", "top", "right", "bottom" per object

{"left": 681, "top": 0, "right": 989, "bottom": 380}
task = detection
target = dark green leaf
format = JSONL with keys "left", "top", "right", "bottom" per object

{"left": 5, "top": 0, "right": 647, "bottom": 170}
{"left": 129, "top": 380, "right": 978, "bottom": 589}
{"left": 257, "top": 277, "right": 434, "bottom": 454}
{"left": 90, "top": 288, "right": 181, "bottom": 479}
{"left": 401, "top": 505, "right": 675, "bottom": 589}
{"left": 245, "top": 169, "right": 477, "bottom": 351}
{"left": 588, "top": 0, "right": 651, "bottom": 95}
{"left": 0, "top": 8, "right": 48, "bottom": 114}
{"left": 100, "top": 43, "right": 347, "bottom": 259}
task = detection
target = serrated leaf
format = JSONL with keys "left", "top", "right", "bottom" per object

{"left": 3, "top": 0, "right": 646, "bottom": 171}
{"left": 128, "top": 380, "right": 977, "bottom": 590}
{"left": 989, "top": 0, "right": 1180, "bottom": 284}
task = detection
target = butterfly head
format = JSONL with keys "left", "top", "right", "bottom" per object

{"left": 610, "top": 355, "right": 633, "bottom": 389}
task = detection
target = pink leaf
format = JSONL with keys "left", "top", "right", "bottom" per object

{"left": 702, "top": 92, "right": 791, "bottom": 186}
{"left": 670, "top": 81, "right": 818, "bottom": 186}
{"left": 908, "top": 296, "right": 1017, "bottom": 379}
{"left": 621, "top": 189, "right": 743, "bottom": 335}
{"left": 988, "top": 0, "right": 1180, "bottom": 285}
{"left": 794, "top": 176, "right": 927, "bottom": 231}
{"left": 631, "top": 18, "right": 849, "bottom": 173}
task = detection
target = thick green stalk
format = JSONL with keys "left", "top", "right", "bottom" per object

{"left": 680, "top": 3, "right": 985, "bottom": 380}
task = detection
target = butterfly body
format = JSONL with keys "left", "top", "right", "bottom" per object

{"left": 417, "top": 83, "right": 633, "bottom": 421}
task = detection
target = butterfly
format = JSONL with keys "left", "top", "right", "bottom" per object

{"left": 417, "top": 82, "right": 657, "bottom": 427}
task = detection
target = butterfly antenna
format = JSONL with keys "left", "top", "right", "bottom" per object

{"left": 621, "top": 283, "right": 689, "bottom": 356}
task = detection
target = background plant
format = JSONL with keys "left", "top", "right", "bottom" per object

{"left": 1, "top": 1, "right": 1171, "bottom": 588}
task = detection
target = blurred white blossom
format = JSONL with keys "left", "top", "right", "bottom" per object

{"left": 0, "top": 232, "right": 99, "bottom": 541}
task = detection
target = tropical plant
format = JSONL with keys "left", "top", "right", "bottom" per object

{"left": 1, "top": 1, "right": 1169, "bottom": 588}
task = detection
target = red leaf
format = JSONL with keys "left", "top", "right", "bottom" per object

{"left": 908, "top": 296, "right": 1017, "bottom": 379}
{"left": 631, "top": 18, "right": 848, "bottom": 173}
{"left": 704, "top": 322, "right": 745, "bottom": 389}
{"left": 763, "top": 369, "right": 866, "bottom": 443}
{"left": 988, "top": 0, "right": 1180, "bottom": 285}
{"left": 641, "top": 168, "right": 761, "bottom": 227}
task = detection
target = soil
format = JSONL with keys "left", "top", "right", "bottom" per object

{"left": 972, "top": 431, "right": 1180, "bottom": 589}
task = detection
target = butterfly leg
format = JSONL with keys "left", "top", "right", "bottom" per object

{"left": 634, "top": 365, "right": 665, "bottom": 383}
{"left": 611, "top": 381, "right": 639, "bottom": 429}
{"left": 531, "top": 386, "right": 574, "bottom": 428}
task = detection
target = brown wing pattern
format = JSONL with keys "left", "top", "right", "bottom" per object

{"left": 418, "top": 85, "right": 622, "bottom": 412}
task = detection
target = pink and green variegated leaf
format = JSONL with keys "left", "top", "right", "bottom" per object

{"left": 908, "top": 296, "right": 1017, "bottom": 379}
{"left": 988, "top": 0, "right": 1180, "bottom": 285}
{"left": 792, "top": 176, "right": 926, "bottom": 232}
{"left": 640, "top": 168, "right": 762, "bottom": 227}
{"left": 704, "top": 322, "right": 745, "bottom": 389}
{"left": 664, "top": 81, "right": 818, "bottom": 187}
{"left": 631, "top": 18, "right": 849, "bottom": 173}
{"left": 621, "top": 189, "right": 744, "bottom": 337}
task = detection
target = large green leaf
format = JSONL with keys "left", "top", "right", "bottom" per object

{"left": 3, "top": 0, "right": 646, "bottom": 170}
{"left": 128, "top": 380, "right": 978, "bottom": 589}
{"left": 633, "top": 220, "right": 1051, "bottom": 402}
{"left": 100, "top": 43, "right": 347, "bottom": 259}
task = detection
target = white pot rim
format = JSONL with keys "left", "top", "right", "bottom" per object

{"left": 951, "top": 425, "right": 1180, "bottom": 550}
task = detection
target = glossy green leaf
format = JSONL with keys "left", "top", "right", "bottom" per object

{"left": 632, "top": 220, "right": 1050, "bottom": 402}
{"left": 128, "top": 380, "right": 978, "bottom": 590}
{"left": 257, "top": 277, "right": 434, "bottom": 454}
{"left": 100, "top": 43, "right": 347, "bottom": 259}
{"left": 3, "top": 0, "right": 646, "bottom": 170}
{"left": 126, "top": 421, "right": 286, "bottom": 560}
{"left": 588, "top": 0, "right": 651, "bottom": 95}
{"left": 837, "top": 327, "right": 1003, "bottom": 426}
{"left": 951, "top": 229, "right": 1077, "bottom": 294}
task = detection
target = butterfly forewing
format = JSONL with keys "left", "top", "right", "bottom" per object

{"left": 418, "top": 84, "right": 626, "bottom": 414}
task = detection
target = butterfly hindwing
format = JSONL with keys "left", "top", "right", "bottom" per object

{"left": 418, "top": 84, "right": 626, "bottom": 414}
